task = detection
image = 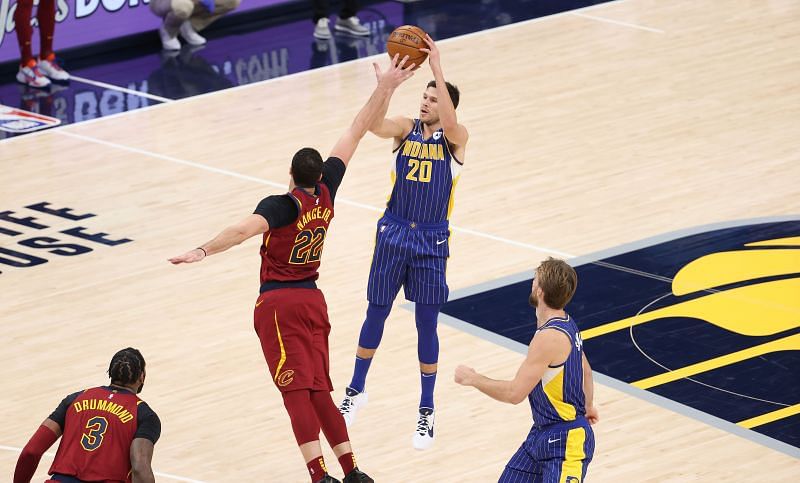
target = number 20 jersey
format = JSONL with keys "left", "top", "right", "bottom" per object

{"left": 259, "top": 183, "right": 334, "bottom": 284}
{"left": 387, "top": 119, "right": 462, "bottom": 224}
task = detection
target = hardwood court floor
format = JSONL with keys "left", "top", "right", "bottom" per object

{"left": 2, "top": 0, "right": 799, "bottom": 481}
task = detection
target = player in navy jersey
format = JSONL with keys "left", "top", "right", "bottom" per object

{"left": 14, "top": 348, "right": 160, "bottom": 483}
{"left": 455, "top": 258, "right": 598, "bottom": 482}
{"left": 168, "top": 56, "right": 415, "bottom": 483}
{"left": 338, "top": 33, "right": 468, "bottom": 450}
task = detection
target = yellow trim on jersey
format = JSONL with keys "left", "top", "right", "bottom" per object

{"left": 559, "top": 427, "right": 587, "bottom": 483}
{"left": 263, "top": 233, "right": 271, "bottom": 251}
{"left": 544, "top": 369, "right": 577, "bottom": 421}
{"left": 273, "top": 311, "right": 287, "bottom": 381}
{"left": 738, "top": 403, "right": 800, "bottom": 429}
{"left": 387, "top": 169, "right": 397, "bottom": 203}
{"left": 446, "top": 174, "right": 460, "bottom": 220}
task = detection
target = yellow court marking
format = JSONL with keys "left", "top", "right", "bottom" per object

{"left": 746, "top": 236, "right": 800, "bottom": 247}
{"left": 581, "top": 278, "right": 800, "bottom": 340}
{"left": 632, "top": 333, "right": 800, "bottom": 389}
{"left": 738, "top": 403, "right": 800, "bottom": 429}
{"left": 672, "top": 249, "right": 800, "bottom": 296}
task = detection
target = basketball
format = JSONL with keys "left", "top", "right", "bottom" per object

{"left": 387, "top": 25, "right": 428, "bottom": 68}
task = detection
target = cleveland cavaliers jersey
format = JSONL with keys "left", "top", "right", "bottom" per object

{"left": 386, "top": 119, "right": 462, "bottom": 223}
{"left": 528, "top": 315, "right": 586, "bottom": 426}
{"left": 50, "top": 386, "right": 142, "bottom": 482}
{"left": 259, "top": 184, "right": 334, "bottom": 284}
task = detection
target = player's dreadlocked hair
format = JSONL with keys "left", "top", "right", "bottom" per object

{"left": 108, "top": 347, "right": 145, "bottom": 386}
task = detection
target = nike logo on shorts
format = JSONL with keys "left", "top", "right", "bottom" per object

{"left": 548, "top": 437, "right": 560, "bottom": 443}
{"left": 436, "top": 239, "right": 447, "bottom": 245}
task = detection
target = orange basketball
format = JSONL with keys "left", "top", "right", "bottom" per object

{"left": 386, "top": 25, "right": 428, "bottom": 68}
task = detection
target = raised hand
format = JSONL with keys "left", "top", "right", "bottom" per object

{"left": 419, "top": 34, "right": 441, "bottom": 72}
{"left": 374, "top": 53, "right": 416, "bottom": 89}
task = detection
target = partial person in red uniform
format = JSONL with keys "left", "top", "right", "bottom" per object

{"left": 13, "top": 348, "right": 161, "bottom": 483}
{"left": 14, "top": 0, "right": 70, "bottom": 88}
{"left": 168, "top": 55, "right": 417, "bottom": 483}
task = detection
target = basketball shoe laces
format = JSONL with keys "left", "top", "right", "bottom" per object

{"left": 415, "top": 412, "right": 432, "bottom": 435}
{"left": 340, "top": 395, "right": 355, "bottom": 412}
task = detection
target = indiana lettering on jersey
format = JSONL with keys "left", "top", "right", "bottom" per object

{"left": 401, "top": 140, "right": 445, "bottom": 161}
{"left": 73, "top": 398, "right": 134, "bottom": 424}
{"left": 296, "top": 206, "right": 332, "bottom": 231}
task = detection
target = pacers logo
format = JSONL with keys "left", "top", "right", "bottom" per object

{"left": 440, "top": 218, "right": 800, "bottom": 453}
{"left": 276, "top": 369, "right": 295, "bottom": 387}
{"left": 571, "top": 220, "right": 800, "bottom": 450}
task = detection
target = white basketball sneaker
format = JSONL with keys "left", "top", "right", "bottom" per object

{"left": 412, "top": 407, "right": 435, "bottom": 450}
{"left": 38, "top": 54, "right": 70, "bottom": 82}
{"left": 16, "top": 60, "right": 51, "bottom": 89}
{"left": 338, "top": 387, "right": 368, "bottom": 427}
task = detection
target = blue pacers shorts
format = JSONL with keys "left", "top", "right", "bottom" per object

{"left": 366, "top": 212, "right": 449, "bottom": 305}
{"left": 499, "top": 418, "right": 595, "bottom": 483}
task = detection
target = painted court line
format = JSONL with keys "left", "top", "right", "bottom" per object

{"left": 70, "top": 75, "right": 174, "bottom": 104}
{"left": 0, "top": 445, "right": 206, "bottom": 483}
{"left": 54, "top": 130, "right": 574, "bottom": 258}
{"left": 1, "top": 0, "right": 633, "bottom": 145}
{"left": 570, "top": 11, "right": 665, "bottom": 33}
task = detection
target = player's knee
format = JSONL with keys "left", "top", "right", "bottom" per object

{"left": 170, "top": 0, "right": 194, "bottom": 19}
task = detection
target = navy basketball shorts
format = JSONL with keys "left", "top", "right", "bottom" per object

{"left": 499, "top": 418, "right": 595, "bottom": 483}
{"left": 366, "top": 212, "right": 450, "bottom": 306}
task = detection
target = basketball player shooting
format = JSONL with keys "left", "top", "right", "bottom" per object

{"left": 338, "top": 32, "right": 469, "bottom": 451}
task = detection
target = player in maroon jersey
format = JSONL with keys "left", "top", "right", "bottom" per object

{"left": 168, "top": 55, "right": 416, "bottom": 483}
{"left": 14, "top": 348, "right": 161, "bottom": 483}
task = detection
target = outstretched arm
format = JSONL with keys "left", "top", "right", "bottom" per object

{"left": 420, "top": 34, "right": 468, "bottom": 147}
{"left": 168, "top": 214, "right": 269, "bottom": 264}
{"left": 329, "top": 54, "right": 417, "bottom": 166}
{"left": 14, "top": 419, "right": 61, "bottom": 483}
{"left": 583, "top": 352, "right": 599, "bottom": 424}
{"left": 454, "top": 329, "right": 567, "bottom": 405}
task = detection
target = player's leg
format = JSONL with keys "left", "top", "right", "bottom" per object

{"left": 405, "top": 229, "right": 449, "bottom": 449}
{"left": 254, "top": 292, "right": 335, "bottom": 482}
{"left": 282, "top": 390, "right": 329, "bottom": 482}
{"left": 13, "top": 0, "right": 50, "bottom": 88}
{"left": 498, "top": 438, "right": 541, "bottom": 483}
{"left": 538, "top": 423, "right": 594, "bottom": 483}
{"left": 340, "top": 220, "right": 408, "bottom": 425}
{"left": 34, "top": 0, "right": 68, "bottom": 81}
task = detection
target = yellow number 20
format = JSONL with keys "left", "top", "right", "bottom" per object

{"left": 405, "top": 159, "right": 432, "bottom": 183}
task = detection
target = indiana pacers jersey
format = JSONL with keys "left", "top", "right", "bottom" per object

{"left": 528, "top": 315, "right": 586, "bottom": 426}
{"left": 387, "top": 119, "right": 462, "bottom": 223}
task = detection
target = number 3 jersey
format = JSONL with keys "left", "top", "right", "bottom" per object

{"left": 48, "top": 386, "right": 160, "bottom": 482}
{"left": 387, "top": 119, "right": 462, "bottom": 224}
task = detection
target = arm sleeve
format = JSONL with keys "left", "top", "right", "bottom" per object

{"left": 135, "top": 402, "right": 162, "bottom": 444}
{"left": 253, "top": 195, "right": 299, "bottom": 229}
{"left": 48, "top": 391, "right": 82, "bottom": 429}
{"left": 321, "top": 157, "right": 346, "bottom": 202}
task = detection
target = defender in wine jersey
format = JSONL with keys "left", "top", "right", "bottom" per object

{"left": 14, "top": 348, "right": 161, "bottom": 483}
{"left": 339, "top": 33, "right": 469, "bottom": 451}
{"left": 169, "top": 56, "right": 416, "bottom": 483}
{"left": 455, "top": 258, "right": 598, "bottom": 483}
